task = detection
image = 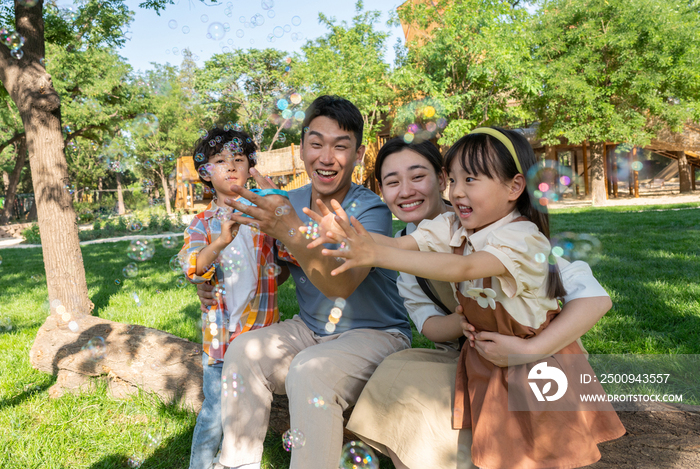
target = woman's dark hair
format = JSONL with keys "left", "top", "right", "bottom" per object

{"left": 301, "top": 95, "right": 364, "bottom": 149}
{"left": 374, "top": 137, "right": 444, "bottom": 186}
{"left": 444, "top": 127, "right": 566, "bottom": 299}
{"left": 192, "top": 126, "right": 257, "bottom": 190}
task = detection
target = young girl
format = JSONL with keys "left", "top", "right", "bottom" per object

{"left": 305, "top": 127, "right": 625, "bottom": 469}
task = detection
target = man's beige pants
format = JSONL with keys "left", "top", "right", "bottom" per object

{"left": 219, "top": 315, "right": 410, "bottom": 469}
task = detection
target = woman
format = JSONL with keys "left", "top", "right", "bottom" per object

{"left": 345, "top": 137, "right": 612, "bottom": 469}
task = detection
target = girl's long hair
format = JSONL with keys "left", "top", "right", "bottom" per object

{"left": 443, "top": 128, "right": 567, "bottom": 299}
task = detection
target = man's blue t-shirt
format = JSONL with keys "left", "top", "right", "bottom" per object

{"left": 278, "top": 183, "right": 411, "bottom": 339}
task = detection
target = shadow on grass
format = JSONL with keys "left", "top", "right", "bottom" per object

{"left": 0, "top": 377, "right": 55, "bottom": 411}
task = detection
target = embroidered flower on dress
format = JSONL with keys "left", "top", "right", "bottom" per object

{"left": 466, "top": 287, "right": 497, "bottom": 310}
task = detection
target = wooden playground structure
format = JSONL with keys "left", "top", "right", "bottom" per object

{"left": 175, "top": 143, "right": 365, "bottom": 211}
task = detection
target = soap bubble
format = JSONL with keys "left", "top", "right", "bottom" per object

{"left": 201, "top": 14, "right": 209, "bottom": 22}
{"left": 277, "top": 133, "right": 286, "bottom": 143}
{"left": 283, "top": 24, "right": 291, "bottom": 32}
{"left": 10, "top": 49, "right": 23, "bottom": 60}
{"left": 304, "top": 221, "right": 320, "bottom": 240}
{"left": 550, "top": 232, "right": 603, "bottom": 266}
{"left": 275, "top": 205, "right": 291, "bottom": 216}
{"left": 132, "top": 291, "right": 142, "bottom": 307}
{"left": 127, "top": 221, "right": 143, "bottom": 232}
{"left": 123, "top": 263, "right": 139, "bottom": 278}
{"left": 220, "top": 247, "right": 247, "bottom": 274}
{"left": 115, "top": 279, "right": 121, "bottom": 285}
{"left": 162, "top": 236, "right": 178, "bottom": 248}
{"left": 339, "top": 441, "right": 378, "bottom": 469}
{"left": 83, "top": 336, "right": 107, "bottom": 361}
{"left": 175, "top": 276, "right": 187, "bottom": 288}
{"left": 344, "top": 200, "right": 361, "bottom": 217}
{"left": 127, "top": 456, "right": 144, "bottom": 468}
{"left": 281, "top": 109, "right": 293, "bottom": 119}
{"left": 631, "top": 161, "right": 643, "bottom": 171}
{"left": 169, "top": 253, "right": 186, "bottom": 273}
{"left": 261, "top": 0, "right": 274, "bottom": 9}
{"left": 526, "top": 160, "right": 576, "bottom": 211}
{"left": 222, "top": 372, "right": 245, "bottom": 397}
{"left": 282, "top": 428, "right": 306, "bottom": 451}
{"left": 264, "top": 263, "right": 282, "bottom": 277}
{"left": 127, "top": 239, "right": 155, "bottom": 261}
{"left": 325, "top": 322, "right": 336, "bottom": 333}
{"left": 68, "top": 321, "right": 79, "bottom": 332}
{"left": 182, "top": 25, "right": 190, "bottom": 34}
{"left": 208, "top": 22, "right": 226, "bottom": 40}
{"left": 168, "top": 19, "right": 177, "bottom": 29}
{"left": 294, "top": 110, "right": 305, "bottom": 121}
{"left": 0, "top": 317, "right": 12, "bottom": 332}
{"left": 308, "top": 393, "right": 327, "bottom": 409}
{"left": 291, "top": 15, "right": 301, "bottom": 26}
{"left": 273, "top": 26, "right": 284, "bottom": 38}
{"left": 277, "top": 98, "right": 289, "bottom": 110}
{"left": 288, "top": 229, "right": 295, "bottom": 237}
{"left": 299, "top": 276, "right": 307, "bottom": 284}
{"left": 267, "top": 9, "right": 275, "bottom": 18}
{"left": 236, "top": 29, "right": 244, "bottom": 38}
{"left": 133, "top": 113, "right": 159, "bottom": 137}
{"left": 290, "top": 93, "right": 302, "bottom": 104}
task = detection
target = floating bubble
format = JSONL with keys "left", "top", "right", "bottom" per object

{"left": 6, "top": 32, "right": 25, "bottom": 51}
{"left": 273, "top": 26, "right": 284, "bottom": 38}
{"left": 208, "top": 22, "right": 226, "bottom": 40}
{"left": 0, "top": 317, "right": 12, "bottom": 332}
{"left": 308, "top": 393, "right": 327, "bottom": 409}
{"left": 526, "top": 160, "right": 576, "bottom": 211}
{"left": 283, "top": 24, "right": 291, "bottom": 33}
{"left": 11, "top": 49, "right": 23, "bottom": 60}
{"left": 127, "top": 456, "right": 144, "bottom": 468}
{"left": 267, "top": 10, "right": 275, "bottom": 18}
{"left": 282, "top": 428, "right": 306, "bottom": 451}
{"left": 127, "top": 239, "right": 155, "bottom": 262}
{"left": 123, "top": 263, "right": 139, "bottom": 278}
{"left": 403, "top": 133, "right": 415, "bottom": 143}
{"left": 132, "top": 291, "right": 142, "bottom": 307}
{"left": 175, "top": 276, "right": 187, "bottom": 288}
{"left": 168, "top": 19, "right": 177, "bottom": 29}
{"left": 550, "top": 232, "right": 603, "bottom": 266}
{"left": 534, "top": 252, "right": 547, "bottom": 263}
{"left": 275, "top": 205, "right": 291, "bottom": 216}
{"left": 294, "top": 110, "right": 305, "bottom": 121}
{"left": 222, "top": 372, "right": 245, "bottom": 397}
{"left": 299, "top": 276, "right": 306, "bottom": 284}
{"left": 304, "top": 221, "right": 320, "bottom": 240}
{"left": 83, "top": 336, "right": 106, "bottom": 361}
{"left": 133, "top": 113, "right": 159, "bottom": 137}
{"left": 169, "top": 254, "right": 186, "bottom": 273}
{"left": 201, "top": 14, "right": 209, "bottom": 22}
{"left": 182, "top": 25, "right": 190, "bottom": 34}
{"left": 127, "top": 221, "right": 143, "bottom": 232}
{"left": 289, "top": 92, "right": 301, "bottom": 104}
{"left": 339, "top": 441, "right": 378, "bottom": 469}
{"left": 261, "top": 0, "right": 274, "bottom": 9}
{"left": 68, "top": 320, "right": 79, "bottom": 332}
{"left": 220, "top": 247, "right": 247, "bottom": 274}
{"left": 277, "top": 98, "right": 289, "bottom": 111}
{"left": 162, "top": 236, "right": 178, "bottom": 248}
{"left": 291, "top": 15, "right": 301, "bottom": 26}
{"left": 324, "top": 322, "right": 336, "bottom": 333}
{"left": 264, "top": 263, "right": 282, "bottom": 277}
{"left": 277, "top": 133, "right": 286, "bottom": 143}
{"left": 344, "top": 200, "right": 360, "bottom": 216}
{"left": 631, "top": 161, "right": 643, "bottom": 171}
{"left": 281, "top": 109, "right": 293, "bottom": 120}
{"left": 115, "top": 279, "right": 121, "bottom": 285}
{"left": 172, "top": 47, "right": 179, "bottom": 55}
{"left": 236, "top": 29, "right": 244, "bottom": 38}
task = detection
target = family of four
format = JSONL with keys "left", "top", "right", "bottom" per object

{"left": 180, "top": 95, "right": 624, "bottom": 469}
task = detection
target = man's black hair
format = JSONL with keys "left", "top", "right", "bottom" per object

{"left": 192, "top": 126, "right": 257, "bottom": 190}
{"left": 300, "top": 95, "right": 364, "bottom": 149}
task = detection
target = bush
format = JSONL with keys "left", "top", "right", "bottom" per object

{"left": 148, "top": 213, "right": 161, "bottom": 231}
{"left": 21, "top": 224, "right": 41, "bottom": 244}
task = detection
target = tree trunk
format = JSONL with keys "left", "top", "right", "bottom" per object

{"left": 97, "top": 176, "right": 102, "bottom": 201}
{"left": 589, "top": 142, "right": 607, "bottom": 206}
{"left": 0, "top": 137, "right": 27, "bottom": 225}
{"left": 677, "top": 151, "right": 692, "bottom": 193}
{"left": 0, "top": 0, "right": 91, "bottom": 316}
{"left": 116, "top": 171, "right": 126, "bottom": 214}
{"left": 158, "top": 167, "right": 172, "bottom": 214}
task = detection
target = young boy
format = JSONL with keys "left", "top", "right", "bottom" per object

{"left": 180, "top": 126, "right": 283, "bottom": 469}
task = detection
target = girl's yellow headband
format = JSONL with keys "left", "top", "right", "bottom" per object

{"left": 468, "top": 127, "right": 523, "bottom": 174}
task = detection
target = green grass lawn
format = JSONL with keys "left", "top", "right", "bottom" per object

{"left": 0, "top": 202, "right": 698, "bottom": 468}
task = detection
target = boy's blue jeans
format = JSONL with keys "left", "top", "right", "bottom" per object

{"left": 189, "top": 352, "right": 223, "bottom": 469}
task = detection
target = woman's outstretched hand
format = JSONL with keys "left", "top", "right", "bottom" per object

{"left": 301, "top": 199, "right": 350, "bottom": 249}
{"left": 318, "top": 213, "right": 378, "bottom": 276}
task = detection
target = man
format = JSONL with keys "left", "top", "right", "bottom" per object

{"left": 213, "top": 95, "right": 411, "bottom": 469}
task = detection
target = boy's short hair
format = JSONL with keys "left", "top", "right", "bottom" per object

{"left": 301, "top": 95, "right": 364, "bottom": 150}
{"left": 192, "top": 126, "right": 258, "bottom": 190}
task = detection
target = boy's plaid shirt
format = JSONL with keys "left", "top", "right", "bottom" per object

{"left": 180, "top": 201, "right": 279, "bottom": 365}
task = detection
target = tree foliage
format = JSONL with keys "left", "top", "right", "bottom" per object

{"left": 529, "top": 0, "right": 700, "bottom": 146}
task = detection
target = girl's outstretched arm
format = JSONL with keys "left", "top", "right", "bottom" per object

{"left": 322, "top": 214, "right": 507, "bottom": 281}
{"left": 302, "top": 199, "right": 416, "bottom": 250}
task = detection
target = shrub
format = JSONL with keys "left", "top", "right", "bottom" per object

{"left": 148, "top": 213, "right": 161, "bottom": 231}
{"left": 21, "top": 224, "right": 41, "bottom": 244}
